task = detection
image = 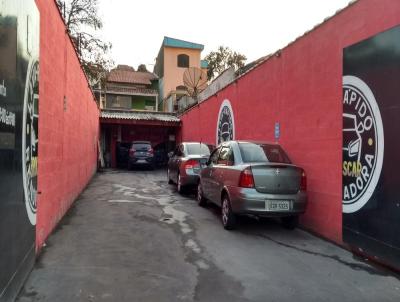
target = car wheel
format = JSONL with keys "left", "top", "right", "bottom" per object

{"left": 167, "top": 169, "right": 173, "bottom": 184}
{"left": 197, "top": 181, "right": 207, "bottom": 207}
{"left": 221, "top": 194, "right": 236, "bottom": 230}
{"left": 281, "top": 216, "right": 299, "bottom": 230}
{"left": 177, "top": 173, "right": 185, "bottom": 194}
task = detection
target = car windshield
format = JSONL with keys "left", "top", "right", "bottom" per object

{"left": 238, "top": 143, "right": 291, "bottom": 163}
{"left": 186, "top": 143, "right": 211, "bottom": 155}
{"left": 132, "top": 143, "right": 151, "bottom": 150}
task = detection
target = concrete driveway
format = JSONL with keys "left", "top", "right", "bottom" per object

{"left": 17, "top": 169, "right": 400, "bottom": 302}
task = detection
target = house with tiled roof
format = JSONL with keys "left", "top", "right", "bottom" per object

{"left": 99, "top": 65, "right": 180, "bottom": 168}
{"left": 153, "top": 36, "right": 208, "bottom": 112}
{"left": 102, "top": 65, "right": 159, "bottom": 111}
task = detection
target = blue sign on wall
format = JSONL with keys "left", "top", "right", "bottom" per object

{"left": 274, "top": 122, "right": 280, "bottom": 140}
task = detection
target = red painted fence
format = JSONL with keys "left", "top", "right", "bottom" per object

{"left": 35, "top": 0, "right": 99, "bottom": 251}
{"left": 179, "top": 0, "right": 400, "bottom": 244}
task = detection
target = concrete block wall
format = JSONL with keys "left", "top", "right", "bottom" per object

{"left": 178, "top": 0, "right": 400, "bottom": 244}
{"left": 35, "top": 0, "right": 99, "bottom": 250}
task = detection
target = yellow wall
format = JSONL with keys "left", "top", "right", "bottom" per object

{"left": 163, "top": 46, "right": 202, "bottom": 98}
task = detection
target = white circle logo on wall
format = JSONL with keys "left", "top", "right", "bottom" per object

{"left": 216, "top": 99, "right": 235, "bottom": 146}
{"left": 342, "top": 75, "right": 384, "bottom": 214}
{"left": 22, "top": 59, "right": 39, "bottom": 225}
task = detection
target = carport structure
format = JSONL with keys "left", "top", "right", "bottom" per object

{"left": 100, "top": 109, "right": 181, "bottom": 168}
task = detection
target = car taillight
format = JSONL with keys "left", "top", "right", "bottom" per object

{"left": 129, "top": 149, "right": 136, "bottom": 156}
{"left": 239, "top": 167, "right": 255, "bottom": 188}
{"left": 185, "top": 159, "right": 200, "bottom": 170}
{"left": 148, "top": 148, "right": 154, "bottom": 154}
{"left": 300, "top": 170, "right": 307, "bottom": 191}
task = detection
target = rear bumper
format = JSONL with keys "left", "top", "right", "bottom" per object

{"left": 129, "top": 157, "right": 154, "bottom": 166}
{"left": 180, "top": 174, "right": 200, "bottom": 187}
{"left": 228, "top": 186, "right": 307, "bottom": 217}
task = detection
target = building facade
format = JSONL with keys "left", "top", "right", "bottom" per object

{"left": 99, "top": 64, "right": 180, "bottom": 168}
{"left": 103, "top": 65, "right": 159, "bottom": 111}
{"left": 153, "top": 37, "right": 208, "bottom": 112}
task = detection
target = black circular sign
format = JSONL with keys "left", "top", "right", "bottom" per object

{"left": 342, "top": 76, "right": 384, "bottom": 213}
{"left": 22, "top": 60, "right": 39, "bottom": 225}
{"left": 216, "top": 100, "right": 234, "bottom": 145}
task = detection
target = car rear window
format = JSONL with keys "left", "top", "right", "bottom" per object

{"left": 238, "top": 143, "right": 291, "bottom": 164}
{"left": 186, "top": 143, "right": 211, "bottom": 156}
{"left": 132, "top": 143, "right": 151, "bottom": 150}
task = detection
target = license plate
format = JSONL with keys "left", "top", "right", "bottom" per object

{"left": 137, "top": 159, "right": 146, "bottom": 163}
{"left": 266, "top": 200, "right": 291, "bottom": 211}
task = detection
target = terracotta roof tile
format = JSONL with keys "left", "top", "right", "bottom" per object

{"left": 107, "top": 66, "right": 158, "bottom": 85}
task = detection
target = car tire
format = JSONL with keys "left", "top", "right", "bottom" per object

{"left": 197, "top": 181, "right": 207, "bottom": 207}
{"left": 281, "top": 216, "right": 299, "bottom": 230}
{"left": 221, "top": 194, "right": 236, "bottom": 230}
{"left": 177, "top": 173, "right": 185, "bottom": 194}
{"left": 167, "top": 169, "right": 173, "bottom": 184}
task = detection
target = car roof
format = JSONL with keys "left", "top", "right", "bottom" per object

{"left": 132, "top": 141, "right": 151, "bottom": 144}
{"left": 224, "top": 140, "right": 280, "bottom": 146}
{"left": 181, "top": 142, "right": 210, "bottom": 145}
{"left": 237, "top": 140, "right": 278, "bottom": 144}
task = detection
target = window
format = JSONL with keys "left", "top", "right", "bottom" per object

{"left": 209, "top": 148, "right": 220, "bottom": 165}
{"left": 144, "top": 99, "right": 155, "bottom": 110}
{"left": 107, "top": 95, "right": 131, "bottom": 109}
{"left": 177, "top": 54, "right": 189, "bottom": 68}
{"left": 177, "top": 144, "right": 184, "bottom": 157}
{"left": 238, "top": 143, "right": 291, "bottom": 164}
{"left": 185, "top": 143, "right": 211, "bottom": 156}
{"left": 217, "top": 146, "right": 234, "bottom": 165}
{"left": 131, "top": 142, "right": 152, "bottom": 150}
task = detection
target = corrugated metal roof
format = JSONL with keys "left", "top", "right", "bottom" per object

{"left": 101, "top": 109, "right": 180, "bottom": 123}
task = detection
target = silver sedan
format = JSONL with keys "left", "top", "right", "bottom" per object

{"left": 167, "top": 142, "right": 213, "bottom": 193}
{"left": 197, "top": 141, "right": 307, "bottom": 230}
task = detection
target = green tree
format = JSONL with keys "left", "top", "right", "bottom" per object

{"left": 56, "top": 0, "right": 113, "bottom": 86}
{"left": 204, "top": 46, "right": 247, "bottom": 80}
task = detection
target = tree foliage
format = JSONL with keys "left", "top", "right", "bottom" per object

{"left": 204, "top": 46, "right": 247, "bottom": 80}
{"left": 137, "top": 64, "right": 148, "bottom": 72}
{"left": 56, "top": 0, "right": 113, "bottom": 86}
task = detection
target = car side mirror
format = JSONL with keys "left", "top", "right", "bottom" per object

{"left": 168, "top": 152, "right": 174, "bottom": 158}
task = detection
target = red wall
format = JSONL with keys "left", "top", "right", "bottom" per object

{"left": 35, "top": 0, "right": 99, "bottom": 250}
{"left": 179, "top": 0, "right": 400, "bottom": 244}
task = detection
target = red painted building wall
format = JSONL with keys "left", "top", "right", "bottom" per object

{"left": 179, "top": 0, "right": 400, "bottom": 244}
{"left": 35, "top": 0, "right": 99, "bottom": 250}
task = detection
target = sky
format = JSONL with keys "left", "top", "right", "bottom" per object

{"left": 97, "top": 0, "right": 353, "bottom": 71}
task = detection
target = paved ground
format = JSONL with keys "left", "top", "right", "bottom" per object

{"left": 17, "top": 169, "right": 400, "bottom": 302}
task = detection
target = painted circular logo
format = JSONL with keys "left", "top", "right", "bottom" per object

{"left": 22, "top": 60, "right": 39, "bottom": 225}
{"left": 216, "top": 99, "right": 235, "bottom": 145}
{"left": 342, "top": 75, "right": 384, "bottom": 214}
